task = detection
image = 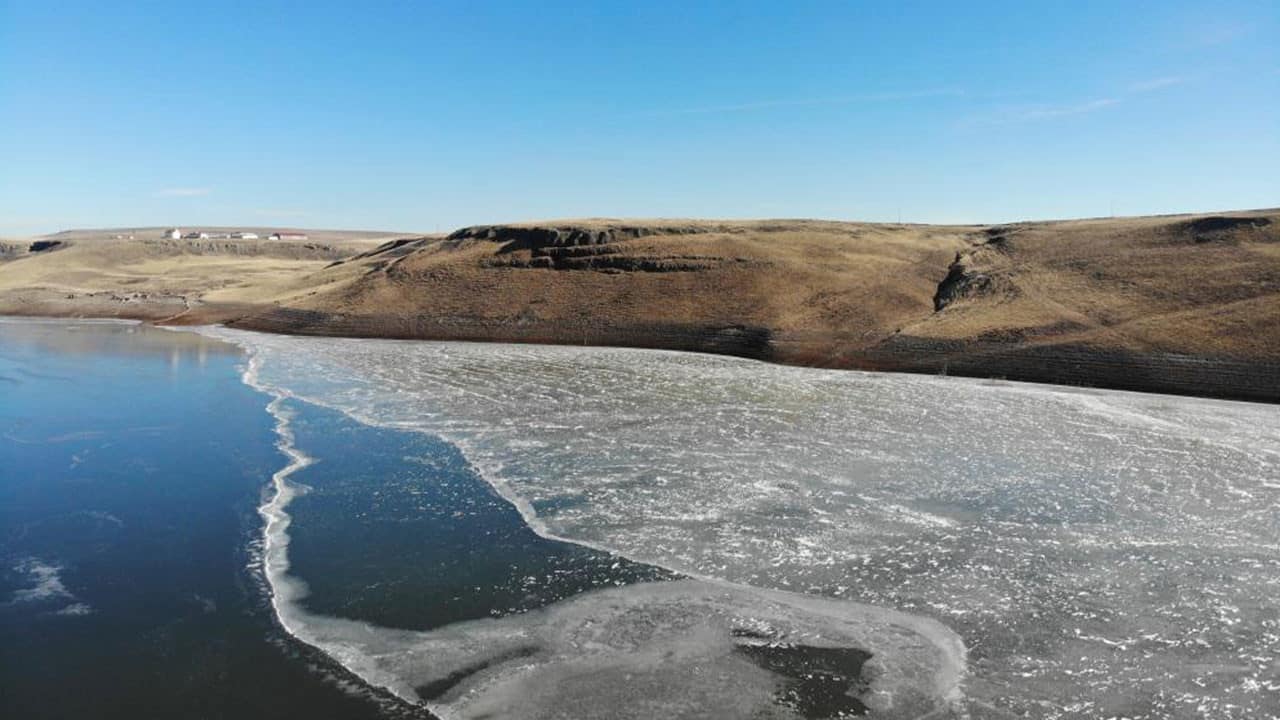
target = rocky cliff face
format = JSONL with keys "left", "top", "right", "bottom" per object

{"left": 933, "top": 259, "right": 995, "bottom": 311}
{"left": 447, "top": 223, "right": 728, "bottom": 251}
{"left": 27, "top": 240, "right": 64, "bottom": 253}
{"left": 432, "top": 223, "right": 764, "bottom": 274}
{"left": 932, "top": 227, "right": 1020, "bottom": 311}
{"left": 1178, "top": 215, "right": 1272, "bottom": 243}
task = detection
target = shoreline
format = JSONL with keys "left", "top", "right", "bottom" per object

{"left": 0, "top": 318, "right": 413, "bottom": 720}
{"left": 4, "top": 302, "right": 1277, "bottom": 404}
{"left": 243, "top": 361, "right": 431, "bottom": 707}
{"left": 4, "top": 210, "right": 1276, "bottom": 405}
{"left": 10, "top": 317, "right": 1273, "bottom": 717}
{"left": 191, "top": 321, "right": 1280, "bottom": 718}
{"left": 209, "top": 325, "right": 968, "bottom": 718}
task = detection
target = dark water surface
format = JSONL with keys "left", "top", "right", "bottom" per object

{"left": 0, "top": 320, "right": 397, "bottom": 719}
{"left": 0, "top": 319, "right": 697, "bottom": 720}
{"left": 281, "top": 399, "right": 674, "bottom": 631}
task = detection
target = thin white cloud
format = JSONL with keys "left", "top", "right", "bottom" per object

{"left": 967, "top": 72, "right": 1195, "bottom": 127}
{"left": 1128, "top": 76, "right": 1186, "bottom": 93}
{"left": 1013, "top": 98, "right": 1120, "bottom": 122}
{"left": 154, "top": 187, "right": 211, "bottom": 197}
{"left": 648, "top": 88, "right": 965, "bottom": 116}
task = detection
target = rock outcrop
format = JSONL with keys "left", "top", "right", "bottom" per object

{"left": 447, "top": 223, "right": 728, "bottom": 252}
{"left": 1179, "top": 215, "right": 1273, "bottom": 244}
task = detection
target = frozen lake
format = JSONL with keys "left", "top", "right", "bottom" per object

{"left": 203, "top": 327, "right": 1280, "bottom": 719}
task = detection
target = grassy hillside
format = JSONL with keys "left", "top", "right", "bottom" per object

{"left": 0, "top": 229, "right": 395, "bottom": 321}
{"left": 2, "top": 212, "right": 1276, "bottom": 400}
{"left": 246, "top": 219, "right": 967, "bottom": 349}
{"left": 230, "top": 211, "right": 1280, "bottom": 400}
{"left": 906, "top": 213, "right": 1279, "bottom": 356}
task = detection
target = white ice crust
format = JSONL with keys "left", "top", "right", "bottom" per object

{"left": 202, "top": 328, "right": 1280, "bottom": 719}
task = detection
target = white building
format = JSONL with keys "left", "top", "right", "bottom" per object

{"left": 162, "top": 228, "right": 181, "bottom": 240}
{"left": 268, "top": 231, "right": 308, "bottom": 241}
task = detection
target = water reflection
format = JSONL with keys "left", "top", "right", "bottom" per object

{"left": 0, "top": 318, "right": 236, "bottom": 362}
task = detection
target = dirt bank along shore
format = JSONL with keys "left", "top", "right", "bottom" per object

{"left": 2, "top": 213, "right": 1277, "bottom": 402}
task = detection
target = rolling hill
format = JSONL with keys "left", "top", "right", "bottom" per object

{"left": 2, "top": 212, "right": 1277, "bottom": 401}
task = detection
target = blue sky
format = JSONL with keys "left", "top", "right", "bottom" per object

{"left": 1, "top": 1, "right": 1277, "bottom": 234}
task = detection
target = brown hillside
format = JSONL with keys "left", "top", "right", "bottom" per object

{"left": 0, "top": 229, "right": 393, "bottom": 321}
{"left": 226, "top": 212, "right": 1280, "bottom": 401}
{"left": 241, "top": 219, "right": 970, "bottom": 356}
{"left": 2, "top": 213, "right": 1277, "bottom": 401}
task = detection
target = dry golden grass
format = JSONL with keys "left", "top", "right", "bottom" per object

{"left": 0, "top": 229, "right": 394, "bottom": 320}
{"left": 1, "top": 212, "right": 1276, "bottom": 398}
{"left": 293, "top": 220, "right": 973, "bottom": 342}
{"left": 279, "top": 211, "right": 1278, "bottom": 360}
{"left": 906, "top": 211, "right": 1280, "bottom": 359}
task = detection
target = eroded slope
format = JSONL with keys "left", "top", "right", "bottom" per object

{"left": 231, "top": 212, "right": 1280, "bottom": 399}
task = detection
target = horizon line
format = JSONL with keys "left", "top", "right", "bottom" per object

{"left": 6, "top": 205, "right": 1277, "bottom": 238}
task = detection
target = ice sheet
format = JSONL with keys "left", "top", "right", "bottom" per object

{"left": 204, "top": 328, "right": 1280, "bottom": 719}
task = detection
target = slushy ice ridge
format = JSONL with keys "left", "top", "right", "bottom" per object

{"left": 204, "top": 328, "right": 1280, "bottom": 719}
